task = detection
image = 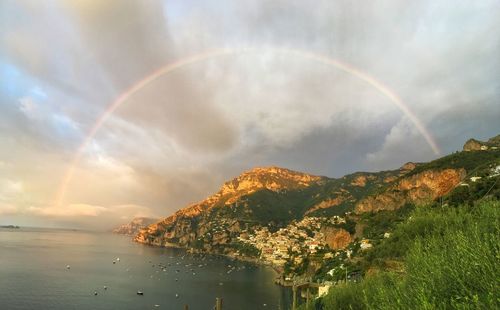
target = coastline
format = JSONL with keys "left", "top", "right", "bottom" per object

{"left": 130, "top": 236, "right": 288, "bottom": 285}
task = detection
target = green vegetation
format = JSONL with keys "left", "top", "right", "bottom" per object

{"left": 211, "top": 166, "right": 409, "bottom": 225}
{"left": 360, "top": 203, "right": 414, "bottom": 240}
{"left": 336, "top": 218, "right": 357, "bottom": 235}
{"left": 446, "top": 175, "right": 500, "bottom": 206}
{"left": 406, "top": 149, "right": 500, "bottom": 177}
{"left": 231, "top": 241, "right": 260, "bottom": 258}
{"left": 317, "top": 199, "right": 500, "bottom": 309}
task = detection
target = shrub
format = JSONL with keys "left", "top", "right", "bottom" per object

{"left": 320, "top": 199, "right": 500, "bottom": 309}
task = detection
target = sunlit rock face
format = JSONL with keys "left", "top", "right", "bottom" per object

{"left": 350, "top": 175, "right": 367, "bottom": 187}
{"left": 220, "top": 166, "right": 324, "bottom": 201}
{"left": 400, "top": 162, "right": 417, "bottom": 171}
{"left": 134, "top": 167, "right": 326, "bottom": 248}
{"left": 355, "top": 168, "right": 466, "bottom": 213}
{"left": 463, "top": 135, "right": 500, "bottom": 151}
{"left": 320, "top": 227, "right": 352, "bottom": 250}
{"left": 112, "top": 217, "right": 159, "bottom": 235}
{"left": 135, "top": 134, "right": 499, "bottom": 254}
{"left": 306, "top": 197, "right": 345, "bottom": 215}
{"left": 134, "top": 165, "right": 417, "bottom": 249}
{"left": 463, "top": 139, "right": 485, "bottom": 151}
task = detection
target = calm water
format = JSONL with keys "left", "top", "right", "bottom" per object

{"left": 0, "top": 228, "right": 291, "bottom": 310}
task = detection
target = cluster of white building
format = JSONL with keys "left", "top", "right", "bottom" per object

{"left": 237, "top": 216, "right": 346, "bottom": 267}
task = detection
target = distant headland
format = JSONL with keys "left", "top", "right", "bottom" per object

{"left": 0, "top": 225, "right": 20, "bottom": 229}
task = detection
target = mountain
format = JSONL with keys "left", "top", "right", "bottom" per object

{"left": 112, "top": 217, "right": 159, "bottom": 235}
{"left": 135, "top": 134, "right": 499, "bottom": 261}
{"left": 463, "top": 134, "right": 500, "bottom": 151}
{"left": 134, "top": 165, "right": 415, "bottom": 248}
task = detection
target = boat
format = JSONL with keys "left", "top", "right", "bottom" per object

{"left": 137, "top": 291, "right": 144, "bottom": 295}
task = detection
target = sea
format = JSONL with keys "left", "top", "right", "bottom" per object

{"left": 0, "top": 227, "right": 292, "bottom": 310}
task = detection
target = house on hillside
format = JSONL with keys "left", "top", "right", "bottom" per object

{"left": 360, "top": 239, "right": 373, "bottom": 250}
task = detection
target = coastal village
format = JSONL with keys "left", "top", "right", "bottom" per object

{"left": 237, "top": 216, "right": 345, "bottom": 266}
{"left": 129, "top": 136, "right": 499, "bottom": 307}
{"left": 231, "top": 215, "right": 374, "bottom": 288}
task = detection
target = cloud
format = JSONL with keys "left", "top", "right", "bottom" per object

{"left": 26, "top": 203, "right": 156, "bottom": 219}
{"left": 0, "top": 178, "right": 23, "bottom": 199}
{"left": 18, "top": 96, "right": 39, "bottom": 119}
{"left": 0, "top": 0, "right": 498, "bottom": 229}
{"left": 0, "top": 203, "right": 18, "bottom": 216}
{"left": 27, "top": 204, "right": 106, "bottom": 217}
{"left": 365, "top": 117, "right": 434, "bottom": 169}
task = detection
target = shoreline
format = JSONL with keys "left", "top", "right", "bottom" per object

{"left": 130, "top": 236, "right": 288, "bottom": 286}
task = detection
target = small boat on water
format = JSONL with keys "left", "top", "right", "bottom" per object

{"left": 94, "top": 291, "right": 98, "bottom": 296}
{"left": 66, "top": 265, "right": 71, "bottom": 269}
{"left": 137, "top": 291, "right": 144, "bottom": 295}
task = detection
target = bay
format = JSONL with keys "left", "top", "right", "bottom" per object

{"left": 0, "top": 228, "right": 291, "bottom": 310}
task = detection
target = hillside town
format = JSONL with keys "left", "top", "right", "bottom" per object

{"left": 238, "top": 216, "right": 342, "bottom": 264}
{"left": 232, "top": 215, "right": 369, "bottom": 282}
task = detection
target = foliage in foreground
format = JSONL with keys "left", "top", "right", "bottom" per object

{"left": 319, "top": 199, "right": 500, "bottom": 309}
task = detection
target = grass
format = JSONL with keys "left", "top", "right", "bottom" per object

{"left": 317, "top": 199, "right": 500, "bottom": 309}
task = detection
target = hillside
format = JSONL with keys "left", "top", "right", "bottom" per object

{"left": 135, "top": 134, "right": 499, "bottom": 283}
{"left": 317, "top": 199, "right": 499, "bottom": 310}
{"left": 112, "top": 217, "right": 159, "bottom": 235}
{"left": 134, "top": 165, "right": 418, "bottom": 249}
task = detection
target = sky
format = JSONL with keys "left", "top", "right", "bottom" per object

{"left": 0, "top": 0, "right": 499, "bottom": 230}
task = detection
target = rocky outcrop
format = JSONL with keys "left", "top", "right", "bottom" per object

{"left": 463, "top": 134, "right": 500, "bottom": 151}
{"left": 355, "top": 168, "right": 466, "bottom": 213}
{"left": 463, "top": 139, "right": 485, "bottom": 151}
{"left": 487, "top": 134, "right": 500, "bottom": 145}
{"left": 351, "top": 175, "right": 367, "bottom": 187}
{"left": 113, "top": 217, "right": 159, "bottom": 235}
{"left": 305, "top": 197, "right": 346, "bottom": 215}
{"left": 321, "top": 227, "right": 352, "bottom": 250}
{"left": 400, "top": 162, "right": 417, "bottom": 171}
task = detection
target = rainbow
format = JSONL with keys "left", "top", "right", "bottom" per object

{"left": 54, "top": 47, "right": 441, "bottom": 207}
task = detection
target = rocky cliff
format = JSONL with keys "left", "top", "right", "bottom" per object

{"left": 320, "top": 227, "right": 352, "bottom": 250}
{"left": 355, "top": 168, "right": 466, "bottom": 213}
{"left": 135, "top": 135, "right": 499, "bottom": 256}
{"left": 113, "top": 217, "right": 159, "bottom": 235}
{"left": 134, "top": 164, "right": 417, "bottom": 250}
{"left": 135, "top": 167, "right": 327, "bottom": 249}
{"left": 463, "top": 135, "right": 500, "bottom": 151}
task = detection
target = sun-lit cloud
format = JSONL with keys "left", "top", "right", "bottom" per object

{"left": 27, "top": 204, "right": 106, "bottom": 217}
{"left": 0, "top": 0, "right": 498, "bottom": 229}
{"left": 0, "top": 203, "right": 18, "bottom": 216}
